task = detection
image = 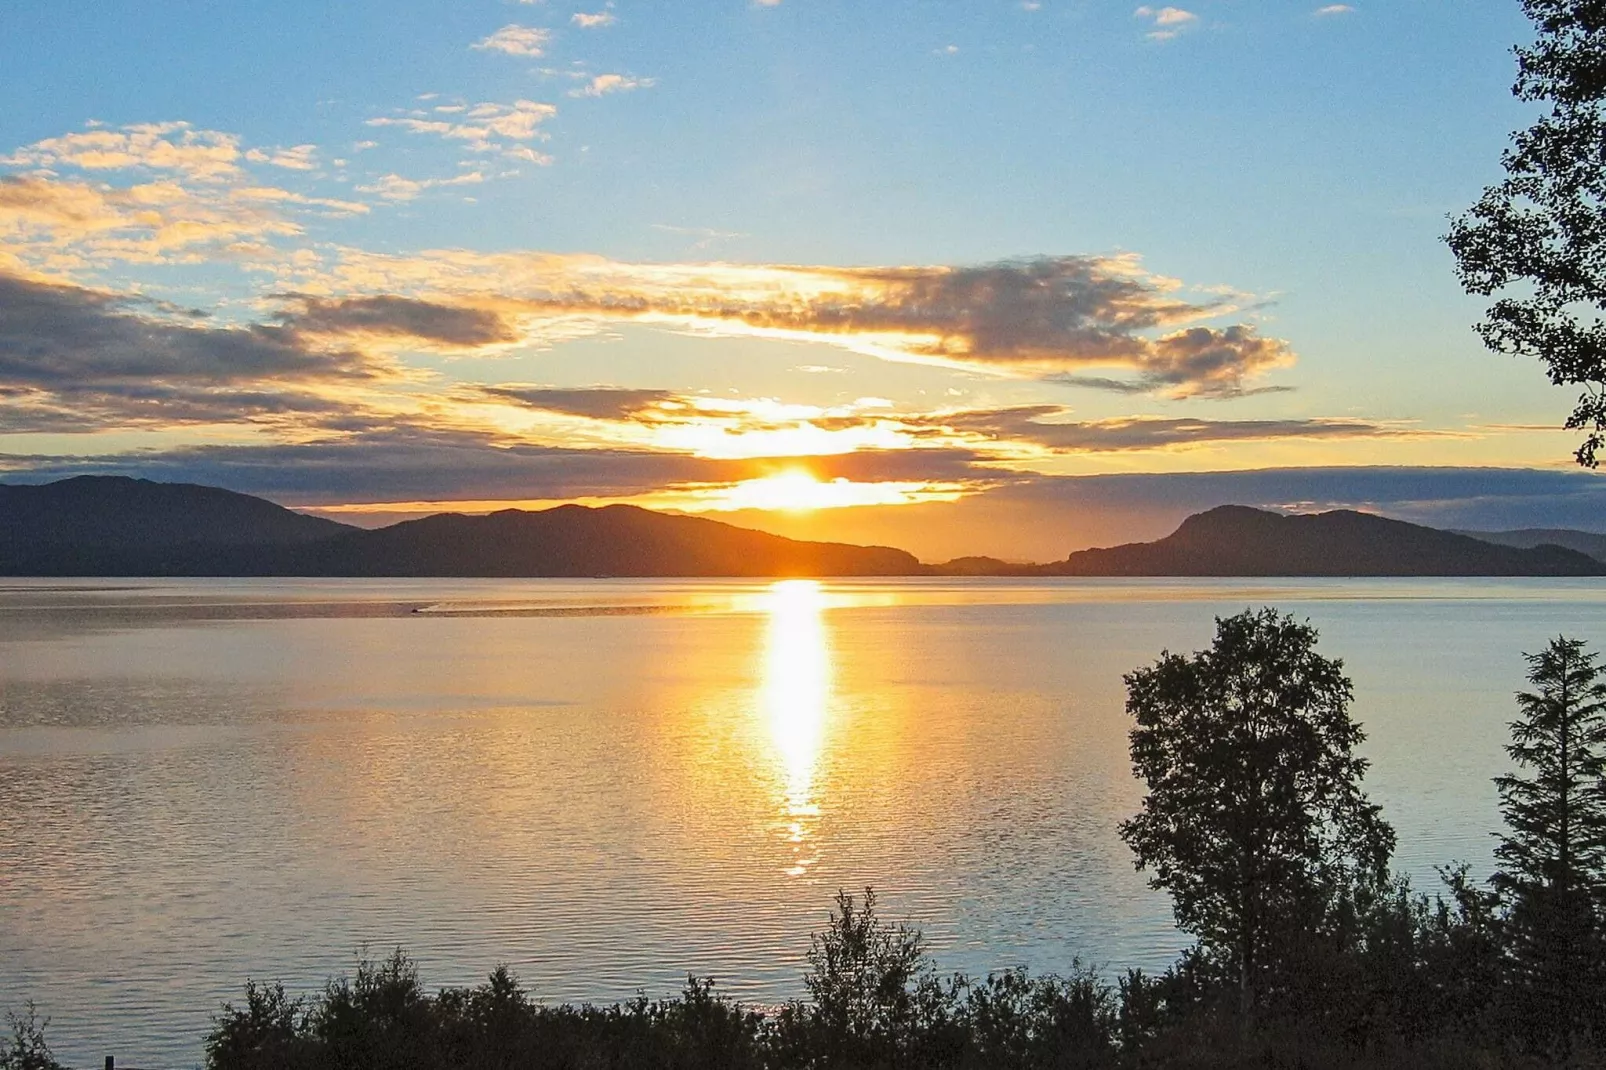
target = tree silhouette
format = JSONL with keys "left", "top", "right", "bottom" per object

{"left": 1118, "top": 608, "right": 1395, "bottom": 1016}
{"left": 1447, "top": 1, "right": 1606, "bottom": 466}
{"left": 1493, "top": 636, "right": 1606, "bottom": 1045}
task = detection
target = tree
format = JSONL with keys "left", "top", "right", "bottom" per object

{"left": 1447, "top": 1, "right": 1606, "bottom": 466}
{"left": 1492, "top": 636, "right": 1606, "bottom": 1044}
{"left": 0, "top": 1005, "right": 65, "bottom": 1070}
{"left": 1117, "top": 608, "right": 1395, "bottom": 1015}
{"left": 792, "top": 887, "right": 938, "bottom": 1065}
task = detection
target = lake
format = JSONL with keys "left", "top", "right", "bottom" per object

{"left": 3, "top": 577, "right": 1604, "bottom": 1067}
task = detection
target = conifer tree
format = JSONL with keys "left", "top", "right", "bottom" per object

{"left": 1492, "top": 636, "right": 1606, "bottom": 1045}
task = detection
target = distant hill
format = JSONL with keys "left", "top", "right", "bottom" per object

{"left": 929, "top": 556, "right": 1031, "bottom": 577}
{"left": 5, "top": 479, "right": 1605, "bottom": 578}
{"left": 1043, "top": 505, "right": 1606, "bottom": 577}
{"left": 294, "top": 505, "right": 922, "bottom": 577}
{"left": 0, "top": 478, "right": 921, "bottom": 577}
{"left": 1454, "top": 528, "right": 1606, "bottom": 564}
{"left": 0, "top": 476, "right": 354, "bottom": 574}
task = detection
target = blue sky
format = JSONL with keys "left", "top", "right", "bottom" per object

{"left": 0, "top": 0, "right": 1596, "bottom": 559}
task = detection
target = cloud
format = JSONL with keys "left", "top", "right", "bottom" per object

{"left": 1134, "top": 5, "right": 1198, "bottom": 39}
{"left": 279, "top": 294, "right": 520, "bottom": 348}
{"left": 0, "top": 132, "right": 365, "bottom": 276}
{"left": 478, "top": 386, "right": 676, "bottom": 419}
{"left": 1121, "top": 325, "right": 1295, "bottom": 397}
{"left": 571, "top": 11, "right": 616, "bottom": 27}
{"left": 0, "top": 272, "right": 382, "bottom": 387}
{"left": 0, "top": 425, "right": 1001, "bottom": 507}
{"left": 302, "top": 251, "right": 1287, "bottom": 397}
{"left": 912, "top": 406, "right": 1436, "bottom": 452}
{"left": 0, "top": 273, "right": 584, "bottom": 435}
{"left": 568, "top": 74, "right": 655, "bottom": 98}
{"left": 354, "top": 171, "right": 486, "bottom": 201}
{"left": 472, "top": 25, "right": 554, "bottom": 57}
{"left": 0, "top": 271, "right": 406, "bottom": 433}
{"left": 649, "top": 223, "right": 746, "bottom": 250}
{"left": 243, "top": 144, "right": 319, "bottom": 171}
{"left": 2, "top": 122, "right": 243, "bottom": 183}
{"left": 0, "top": 174, "right": 298, "bottom": 271}
{"left": 453, "top": 386, "right": 1423, "bottom": 462}
{"left": 366, "top": 100, "right": 558, "bottom": 158}
{"left": 1314, "top": 5, "right": 1354, "bottom": 15}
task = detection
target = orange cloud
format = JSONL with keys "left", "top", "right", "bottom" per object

{"left": 298, "top": 250, "right": 1290, "bottom": 396}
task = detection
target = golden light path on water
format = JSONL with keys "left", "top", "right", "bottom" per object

{"left": 760, "top": 579, "right": 831, "bottom": 877}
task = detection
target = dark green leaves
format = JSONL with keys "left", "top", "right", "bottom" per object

{"left": 1118, "top": 608, "right": 1395, "bottom": 1000}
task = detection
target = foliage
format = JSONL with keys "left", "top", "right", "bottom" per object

{"left": 1495, "top": 637, "right": 1606, "bottom": 896}
{"left": 0, "top": 1006, "right": 64, "bottom": 1070}
{"left": 1493, "top": 636, "right": 1606, "bottom": 1048}
{"left": 1447, "top": 0, "right": 1606, "bottom": 466}
{"left": 790, "top": 887, "right": 940, "bottom": 1065}
{"left": 1117, "top": 608, "right": 1396, "bottom": 1010}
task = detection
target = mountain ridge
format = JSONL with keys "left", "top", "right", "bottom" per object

{"left": 1041, "top": 504, "right": 1606, "bottom": 577}
{"left": 3, "top": 477, "right": 1604, "bottom": 577}
{"left": 1454, "top": 527, "right": 1606, "bottom": 564}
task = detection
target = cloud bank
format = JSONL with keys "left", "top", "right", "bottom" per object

{"left": 304, "top": 251, "right": 1295, "bottom": 396}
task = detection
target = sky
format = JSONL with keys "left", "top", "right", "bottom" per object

{"left": 2, "top": 0, "right": 1602, "bottom": 562}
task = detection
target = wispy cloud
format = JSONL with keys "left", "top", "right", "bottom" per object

{"left": 244, "top": 144, "right": 319, "bottom": 171}
{"left": 366, "top": 100, "right": 558, "bottom": 159}
{"left": 471, "top": 25, "right": 553, "bottom": 57}
{"left": 906, "top": 406, "right": 1444, "bottom": 452}
{"left": 354, "top": 171, "right": 486, "bottom": 202}
{"left": 1313, "top": 4, "right": 1354, "bottom": 15}
{"left": 649, "top": 223, "right": 746, "bottom": 250}
{"left": 1134, "top": 5, "right": 1198, "bottom": 40}
{"left": 571, "top": 11, "right": 616, "bottom": 28}
{"left": 568, "top": 74, "right": 655, "bottom": 98}
{"left": 469, "top": 388, "right": 1438, "bottom": 457}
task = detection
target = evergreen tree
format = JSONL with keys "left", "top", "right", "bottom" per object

{"left": 1118, "top": 608, "right": 1395, "bottom": 1017}
{"left": 1493, "top": 635, "right": 1606, "bottom": 1045}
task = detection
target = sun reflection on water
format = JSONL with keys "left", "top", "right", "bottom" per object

{"left": 761, "top": 579, "right": 831, "bottom": 876}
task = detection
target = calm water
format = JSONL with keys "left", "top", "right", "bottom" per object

{"left": 4, "top": 577, "right": 1605, "bottom": 1067}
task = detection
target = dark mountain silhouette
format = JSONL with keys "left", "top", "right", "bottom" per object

{"left": 0, "top": 477, "right": 920, "bottom": 576}
{"left": 1043, "top": 505, "right": 1606, "bottom": 577}
{"left": 1454, "top": 527, "right": 1606, "bottom": 564}
{"left": 294, "top": 505, "right": 921, "bottom": 577}
{"left": 929, "top": 556, "right": 1030, "bottom": 577}
{"left": 4, "top": 479, "right": 1604, "bottom": 577}
{"left": 0, "top": 476, "right": 354, "bottom": 574}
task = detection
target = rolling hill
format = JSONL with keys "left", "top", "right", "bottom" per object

{"left": 1044, "top": 505, "right": 1606, "bottom": 577}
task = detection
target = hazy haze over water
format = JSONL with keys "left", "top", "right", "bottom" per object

{"left": 3, "top": 577, "right": 1603, "bottom": 1067}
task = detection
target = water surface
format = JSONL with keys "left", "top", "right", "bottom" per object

{"left": 3, "top": 577, "right": 1603, "bottom": 1067}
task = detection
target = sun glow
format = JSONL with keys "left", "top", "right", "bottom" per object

{"left": 761, "top": 579, "right": 831, "bottom": 877}
{"left": 714, "top": 471, "right": 960, "bottom": 512}
{"left": 296, "top": 473, "right": 971, "bottom": 522}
